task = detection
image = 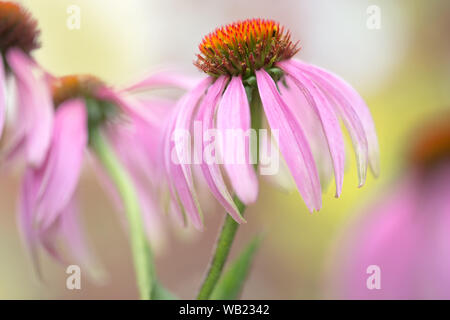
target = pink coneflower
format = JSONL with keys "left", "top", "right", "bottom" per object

{"left": 338, "top": 113, "right": 450, "bottom": 299}
{"left": 0, "top": 1, "right": 53, "bottom": 167}
{"left": 20, "top": 73, "right": 189, "bottom": 299}
{"left": 166, "top": 19, "right": 379, "bottom": 229}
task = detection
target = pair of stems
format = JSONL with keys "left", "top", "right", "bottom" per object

{"left": 91, "top": 86, "right": 261, "bottom": 300}
{"left": 92, "top": 129, "right": 244, "bottom": 301}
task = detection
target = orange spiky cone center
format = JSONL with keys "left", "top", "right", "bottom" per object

{"left": 0, "top": 1, "right": 40, "bottom": 56}
{"left": 194, "top": 18, "right": 300, "bottom": 77}
{"left": 51, "top": 75, "right": 104, "bottom": 107}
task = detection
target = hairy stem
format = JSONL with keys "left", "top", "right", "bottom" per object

{"left": 197, "top": 197, "right": 246, "bottom": 300}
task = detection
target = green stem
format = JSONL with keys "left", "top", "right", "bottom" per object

{"left": 91, "top": 129, "right": 154, "bottom": 300}
{"left": 197, "top": 197, "right": 246, "bottom": 300}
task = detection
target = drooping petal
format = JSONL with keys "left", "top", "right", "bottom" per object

{"left": 256, "top": 69, "right": 322, "bottom": 211}
{"left": 18, "top": 168, "right": 43, "bottom": 276}
{"left": 166, "top": 129, "right": 203, "bottom": 229}
{"left": 123, "top": 71, "right": 201, "bottom": 92}
{"left": 20, "top": 162, "right": 103, "bottom": 279}
{"left": 261, "top": 134, "right": 297, "bottom": 193}
{"left": 132, "top": 176, "right": 166, "bottom": 251}
{"left": 2, "top": 76, "right": 28, "bottom": 165}
{"left": 107, "top": 119, "right": 159, "bottom": 186}
{"left": 0, "top": 56, "right": 6, "bottom": 138}
{"left": 278, "top": 76, "right": 333, "bottom": 189}
{"left": 162, "top": 115, "right": 187, "bottom": 226}
{"left": 54, "top": 197, "right": 104, "bottom": 279}
{"left": 28, "top": 194, "right": 105, "bottom": 281}
{"left": 35, "top": 99, "right": 87, "bottom": 229}
{"left": 195, "top": 76, "right": 245, "bottom": 223}
{"left": 132, "top": 97, "right": 175, "bottom": 128}
{"left": 289, "top": 59, "right": 379, "bottom": 183}
{"left": 6, "top": 48, "right": 53, "bottom": 167}
{"left": 216, "top": 76, "right": 259, "bottom": 204}
{"left": 106, "top": 122, "right": 167, "bottom": 251}
{"left": 164, "top": 78, "right": 212, "bottom": 229}
{"left": 278, "top": 61, "right": 345, "bottom": 197}
{"left": 96, "top": 87, "right": 159, "bottom": 126}
{"left": 174, "top": 78, "right": 212, "bottom": 182}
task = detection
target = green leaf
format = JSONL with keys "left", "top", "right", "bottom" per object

{"left": 210, "top": 235, "right": 262, "bottom": 300}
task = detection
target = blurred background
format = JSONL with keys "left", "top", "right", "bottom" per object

{"left": 0, "top": 0, "right": 449, "bottom": 299}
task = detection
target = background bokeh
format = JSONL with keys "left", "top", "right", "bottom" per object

{"left": 0, "top": 0, "right": 449, "bottom": 299}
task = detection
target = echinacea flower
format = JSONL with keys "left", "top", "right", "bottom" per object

{"left": 19, "top": 72, "right": 192, "bottom": 291}
{"left": 166, "top": 19, "right": 379, "bottom": 229}
{"left": 337, "top": 113, "right": 450, "bottom": 299}
{"left": 0, "top": 1, "right": 53, "bottom": 167}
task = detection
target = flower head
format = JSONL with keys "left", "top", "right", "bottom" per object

{"left": 50, "top": 75, "right": 118, "bottom": 135}
{"left": 19, "top": 74, "right": 112, "bottom": 274}
{"left": 166, "top": 19, "right": 379, "bottom": 229}
{"left": 18, "top": 71, "right": 191, "bottom": 274}
{"left": 51, "top": 75, "right": 104, "bottom": 106}
{"left": 0, "top": 1, "right": 52, "bottom": 167}
{"left": 195, "top": 19, "right": 299, "bottom": 77}
{"left": 338, "top": 113, "right": 450, "bottom": 299}
{"left": 0, "top": 1, "right": 40, "bottom": 58}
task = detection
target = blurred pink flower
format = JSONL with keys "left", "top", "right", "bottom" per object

{"left": 338, "top": 114, "right": 450, "bottom": 299}
{"left": 165, "top": 19, "right": 379, "bottom": 229}
{"left": 0, "top": 2, "right": 53, "bottom": 167}
{"left": 19, "top": 73, "right": 195, "bottom": 274}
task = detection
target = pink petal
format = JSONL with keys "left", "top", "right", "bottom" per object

{"left": 278, "top": 77, "right": 333, "bottom": 189}
{"left": 106, "top": 122, "right": 167, "bottom": 250}
{"left": 34, "top": 196, "right": 105, "bottom": 281}
{"left": 195, "top": 76, "right": 245, "bottom": 223}
{"left": 0, "top": 56, "right": 6, "bottom": 138}
{"left": 216, "top": 76, "right": 258, "bottom": 204}
{"left": 54, "top": 197, "right": 102, "bottom": 278}
{"left": 132, "top": 176, "right": 166, "bottom": 251}
{"left": 289, "top": 59, "right": 379, "bottom": 184}
{"left": 6, "top": 49, "right": 54, "bottom": 167}
{"left": 35, "top": 99, "right": 87, "bottom": 229}
{"left": 96, "top": 87, "right": 158, "bottom": 125}
{"left": 256, "top": 69, "right": 322, "bottom": 211}
{"left": 164, "top": 78, "right": 212, "bottom": 229}
{"left": 107, "top": 120, "right": 159, "bottom": 185}
{"left": 165, "top": 133, "right": 203, "bottom": 229}
{"left": 20, "top": 166, "right": 102, "bottom": 279}
{"left": 174, "top": 78, "right": 212, "bottom": 182}
{"left": 163, "top": 117, "right": 187, "bottom": 226}
{"left": 2, "top": 77, "right": 28, "bottom": 165}
{"left": 18, "top": 169, "right": 43, "bottom": 276}
{"left": 278, "top": 61, "right": 345, "bottom": 197}
{"left": 123, "top": 71, "right": 201, "bottom": 92}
